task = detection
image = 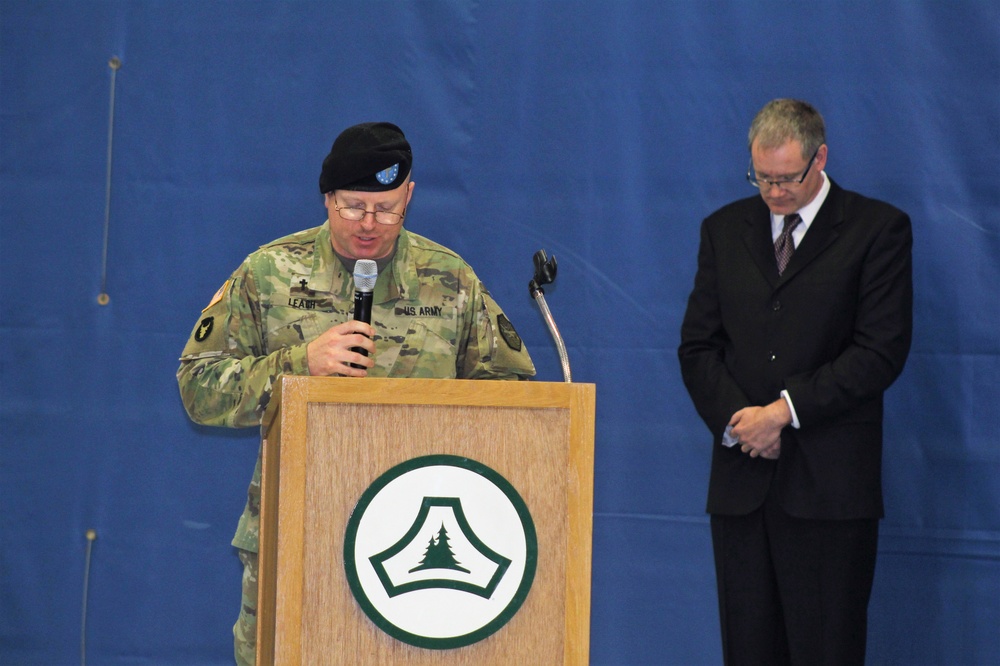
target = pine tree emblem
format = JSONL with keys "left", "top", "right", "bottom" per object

{"left": 409, "top": 523, "right": 471, "bottom": 574}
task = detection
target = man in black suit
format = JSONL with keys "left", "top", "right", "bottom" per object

{"left": 678, "top": 99, "right": 912, "bottom": 665}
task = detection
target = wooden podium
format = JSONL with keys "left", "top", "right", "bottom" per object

{"left": 256, "top": 376, "right": 596, "bottom": 665}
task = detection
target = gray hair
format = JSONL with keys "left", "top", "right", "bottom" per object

{"left": 748, "top": 99, "right": 826, "bottom": 159}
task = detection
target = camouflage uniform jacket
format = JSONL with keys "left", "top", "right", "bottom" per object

{"left": 177, "top": 223, "right": 535, "bottom": 552}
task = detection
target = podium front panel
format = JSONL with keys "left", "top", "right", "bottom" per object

{"left": 258, "top": 377, "right": 594, "bottom": 666}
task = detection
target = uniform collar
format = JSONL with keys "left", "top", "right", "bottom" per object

{"left": 308, "top": 224, "right": 419, "bottom": 303}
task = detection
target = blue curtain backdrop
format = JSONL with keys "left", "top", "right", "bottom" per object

{"left": 2, "top": 1, "right": 998, "bottom": 663}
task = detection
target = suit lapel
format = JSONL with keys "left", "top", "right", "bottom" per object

{"left": 740, "top": 180, "right": 847, "bottom": 287}
{"left": 741, "top": 200, "right": 781, "bottom": 287}
{"left": 780, "top": 181, "right": 845, "bottom": 282}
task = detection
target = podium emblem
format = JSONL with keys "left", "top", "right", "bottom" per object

{"left": 344, "top": 454, "right": 537, "bottom": 649}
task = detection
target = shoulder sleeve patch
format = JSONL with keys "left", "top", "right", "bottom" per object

{"left": 181, "top": 280, "right": 233, "bottom": 359}
{"left": 496, "top": 313, "right": 522, "bottom": 351}
{"left": 480, "top": 291, "right": 535, "bottom": 377}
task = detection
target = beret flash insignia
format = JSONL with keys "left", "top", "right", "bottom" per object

{"left": 375, "top": 163, "right": 400, "bottom": 185}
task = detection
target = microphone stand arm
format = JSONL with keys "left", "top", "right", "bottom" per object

{"left": 529, "top": 250, "right": 572, "bottom": 383}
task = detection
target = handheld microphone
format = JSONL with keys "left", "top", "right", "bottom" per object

{"left": 351, "top": 260, "right": 378, "bottom": 367}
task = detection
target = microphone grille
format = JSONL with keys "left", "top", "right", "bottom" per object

{"left": 353, "top": 259, "right": 378, "bottom": 292}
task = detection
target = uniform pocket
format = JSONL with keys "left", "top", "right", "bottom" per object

{"left": 265, "top": 312, "right": 324, "bottom": 349}
{"left": 387, "top": 320, "right": 457, "bottom": 378}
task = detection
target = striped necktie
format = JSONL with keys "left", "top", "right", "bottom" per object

{"left": 775, "top": 213, "right": 802, "bottom": 275}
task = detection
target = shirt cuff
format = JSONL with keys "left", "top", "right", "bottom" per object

{"left": 288, "top": 343, "right": 311, "bottom": 376}
{"left": 780, "top": 389, "right": 801, "bottom": 429}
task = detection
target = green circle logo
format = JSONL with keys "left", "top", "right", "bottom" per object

{"left": 344, "top": 455, "right": 537, "bottom": 649}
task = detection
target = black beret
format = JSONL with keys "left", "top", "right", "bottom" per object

{"left": 319, "top": 122, "right": 412, "bottom": 193}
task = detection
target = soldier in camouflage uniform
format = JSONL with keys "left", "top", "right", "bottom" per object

{"left": 177, "top": 122, "right": 534, "bottom": 665}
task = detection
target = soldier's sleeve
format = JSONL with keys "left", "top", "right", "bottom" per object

{"left": 458, "top": 279, "right": 535, "bottom": 380}
{"left": 176, "top": 260, "right": 310, "bottom": 428}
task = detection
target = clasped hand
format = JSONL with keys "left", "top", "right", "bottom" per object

{"left": 306, "top": 321, "right": 376, "bottom": 377}
{"left": 729, "top": 398, "right": 791, "bottom": 460}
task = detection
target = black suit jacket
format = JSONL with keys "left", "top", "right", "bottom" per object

{"left": 678, "top": 179, "right": 912, "bottom": 520}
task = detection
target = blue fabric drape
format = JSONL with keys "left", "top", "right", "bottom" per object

{"left": 2, "top": 1, "right": 997, "bottom": 663}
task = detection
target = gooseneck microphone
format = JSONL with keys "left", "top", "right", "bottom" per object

{"left": 528, "top": 249, "right": 572, "bottom": 382}
{"left": 350, "top": 260, "right": 378, "bottom": 367}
